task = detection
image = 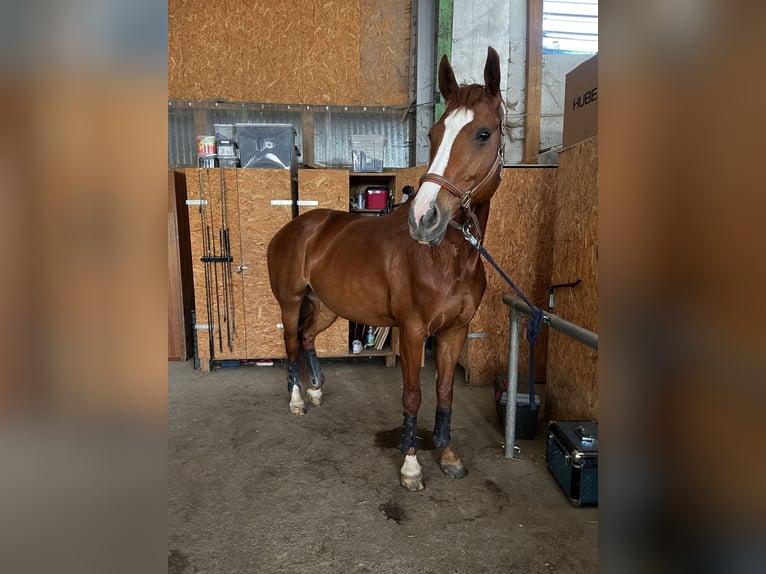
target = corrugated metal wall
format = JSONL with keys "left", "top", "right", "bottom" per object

{"left": 168, "top": 101, "right": 415, "bottom": 169}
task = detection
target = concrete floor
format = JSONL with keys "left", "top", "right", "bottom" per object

{"left": 168, "top": 354, "right": 598, "bottom": 573}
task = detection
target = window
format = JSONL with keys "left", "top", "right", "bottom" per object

{"left": 543, "top": 0, "right": 598, "bottom": 54}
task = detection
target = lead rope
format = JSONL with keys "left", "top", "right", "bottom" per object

{"left": 454, "top": 221, "right": 544, "bottom": 408}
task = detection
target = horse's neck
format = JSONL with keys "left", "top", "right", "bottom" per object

{"left": 474, "top": 202, "right": 491, "bottom": 237}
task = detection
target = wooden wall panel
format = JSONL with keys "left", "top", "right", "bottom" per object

{"left": 168, "top": 0, "right": 411, "bottom": 106}
{"left": 297, "top": 168, "right": 351, "bottom": 356}
{"left": 546, "top": 137, "right": 598, "bottom": 420}
{"left": 168, "top": 170, "right": 193, "bottom": 361}
{"left": 393, "top": 165, "right": 425, "bottom": 203}
{"left": 299, "top": 0, "right": 360, "bottom": 105}
{"left": 297, "top": 168, "right": 350, "bottom": 214}
{"left": 359, "top": 0, "right": 412, "bottom": 105}
{"left": 458, "top": 166, "right": 558, "bottom": 386}
{"left": 186, "top": 169, "right": 249, "bottom": 370}
{"left": 238, "top": 170, "right": 295, "bottom": 359}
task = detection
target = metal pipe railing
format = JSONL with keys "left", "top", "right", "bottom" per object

{"left": 502, "top": 294, "right": 598, "bottom": 458}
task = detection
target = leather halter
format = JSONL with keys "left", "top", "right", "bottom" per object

{"left": 417, "top": 123, "right": 505, "bottom": 244}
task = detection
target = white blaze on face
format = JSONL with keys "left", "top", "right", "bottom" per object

{"left": 412, "top": 108, "right": 475, "bottom": 225}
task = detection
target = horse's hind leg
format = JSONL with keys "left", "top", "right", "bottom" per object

{"left": 276, "top": 299, "right": 307, "bottom": 416}
{"left": 268, "top": 274, "right": 308, "bottom": 415}
{"left": 298, "top": 292, "right": 338, "bottom": 407}
{"left": 270, "top": 309, "right": 306, "bottom": 415}
{"left": 433, "top": 325, "right": 470, "bottom": 479}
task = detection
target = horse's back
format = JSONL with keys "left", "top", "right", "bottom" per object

{"left": 267, "top": 208, "right": 372, "bottom": 289}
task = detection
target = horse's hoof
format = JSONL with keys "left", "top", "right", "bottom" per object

{"left": 400, "top": 453, "right": 424, "bottom": 491}
{"left": 440, "top": 461, "right": 468, "bottom": 479}
{"left": 400, "top": 473, "right": 425, "bottom": 491}
{"left": 289, "top": 386, "right": 306, "bottom": 415}
{"left": 289, "top": 403, "right": 307, "bottom": 416}
{"left": 306, "top": 387, "right": 323, "bottom": 406}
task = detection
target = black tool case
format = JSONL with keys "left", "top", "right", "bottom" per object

{"left": 546, "top": 420, "right": 598, "bottom": 506}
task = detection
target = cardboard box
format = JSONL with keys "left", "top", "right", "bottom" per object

{"left": 562, "top": 54, "right": 598, "bottom": 148}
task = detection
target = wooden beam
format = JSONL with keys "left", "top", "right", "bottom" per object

{"left": 524, "top": 0, "right": 543, "bottom": 163}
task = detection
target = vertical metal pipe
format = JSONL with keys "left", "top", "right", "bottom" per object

{"left": 505, "top": 305, "right": 521, "bottom": 458}
{"left": 415, "top": 0, "right": 436, "bottom": 166}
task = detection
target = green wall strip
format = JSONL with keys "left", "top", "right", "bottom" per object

{"left": 435, "top": 0, "right": 454, "bottom": 121}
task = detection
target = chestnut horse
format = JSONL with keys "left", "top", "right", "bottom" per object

{"left": 267, "top": 47, "right": 505, "bottom": 490}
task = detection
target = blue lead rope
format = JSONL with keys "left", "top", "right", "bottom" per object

{"left": 459, "top": 224, "right": 544, "bottom": 407}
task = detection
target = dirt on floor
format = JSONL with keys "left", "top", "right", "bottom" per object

{"left": 168, "top": 355, "right": 598, "bottom": 574}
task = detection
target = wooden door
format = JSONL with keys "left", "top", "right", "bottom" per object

{"left": 237, "top": 169, "right": 295, "bottom": 359}
{"left": 186, "top": 168, "right": 248, "bottom": 368}
{"left": 296, "top": 169, "right": 350, "bottom": 356}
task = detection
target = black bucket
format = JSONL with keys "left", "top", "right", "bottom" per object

{"left": 494, "top": 373, "right": 541, "bottom": 439}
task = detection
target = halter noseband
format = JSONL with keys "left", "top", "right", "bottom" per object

{"left": 417, "top": 116, "right": 505, "bottom": 244}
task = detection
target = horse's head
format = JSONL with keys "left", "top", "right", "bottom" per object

{"left": 408, "top": 47, "right": 504, "bottom": 246}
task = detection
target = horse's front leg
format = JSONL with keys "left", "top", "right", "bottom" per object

{"left": 433, "top": 326, "right": 470, "bottom": 479}
{"left": 398, "top": 327, "right": 426, "bottom": 491}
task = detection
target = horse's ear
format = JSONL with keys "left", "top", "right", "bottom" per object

{"left": 438, "top": 54, "right": 458, "bottom": 103}
{"left": 484, "top": 47, "right": 501, "bottom": 97}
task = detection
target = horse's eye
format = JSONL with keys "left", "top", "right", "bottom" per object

{"left": 476, "top": 128, "right": 491, "bottom": 142}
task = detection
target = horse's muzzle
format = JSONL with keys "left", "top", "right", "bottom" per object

{"left": 408, "top": 203, "right": 450, "bottom": 245}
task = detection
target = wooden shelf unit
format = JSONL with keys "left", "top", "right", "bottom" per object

{"left": 183, "top": 166, "right": 426, "bottom": 370}
{"left": 349, "top": 171, "right": 397, "bottom": 214}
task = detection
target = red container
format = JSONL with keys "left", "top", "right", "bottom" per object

{"left": 365, "top": 186, "right": 388, "bottom": 210}
{"left": 196, "top": 135, "right": 216, "bottom": 156}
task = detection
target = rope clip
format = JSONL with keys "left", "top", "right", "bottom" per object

{"left": 461, "top": 221, "right": 480, "bottom": 248}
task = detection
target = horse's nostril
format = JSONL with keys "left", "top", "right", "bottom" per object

{"left": 423, "top": 206, "right": 438, "bottom": 228}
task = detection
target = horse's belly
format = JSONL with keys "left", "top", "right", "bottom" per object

{"left": 308, "top": 269, "right": 395, "bottom": 327}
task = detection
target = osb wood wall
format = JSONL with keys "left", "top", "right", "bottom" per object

{"left": 297, "top": 169, "right": 351, "bottom": 356}
{"left": 394, "top": 165, "right": 426, "bottom": 201}
{"left": 236, "top": 170, "right": 296, "bottom": 360}
{"left": 168, "top": 0, "right": 411, "bottom": 106}
{"left": 185, "top": 169, "right": 249, "bottom": 369}
{"left": 546, "top": 137, "right": 598, "bottom": 421}
{"left": 186, "top": 168, "right": 295, "bottom": 370}
{"left": 458, "top": 167, "right": 558, "bottom": 386}
{"left": 168, "top": 170, "right": 194, "bottom": 361}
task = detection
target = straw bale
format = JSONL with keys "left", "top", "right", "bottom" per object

{"left": 546, "top": 137, "right": 598, "bottom": 420}
{"left": 168, "top": 0, "right": 410, "bottom": 105}
{"left": 459, "top": 166, "right": 558, "bottom": 386}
